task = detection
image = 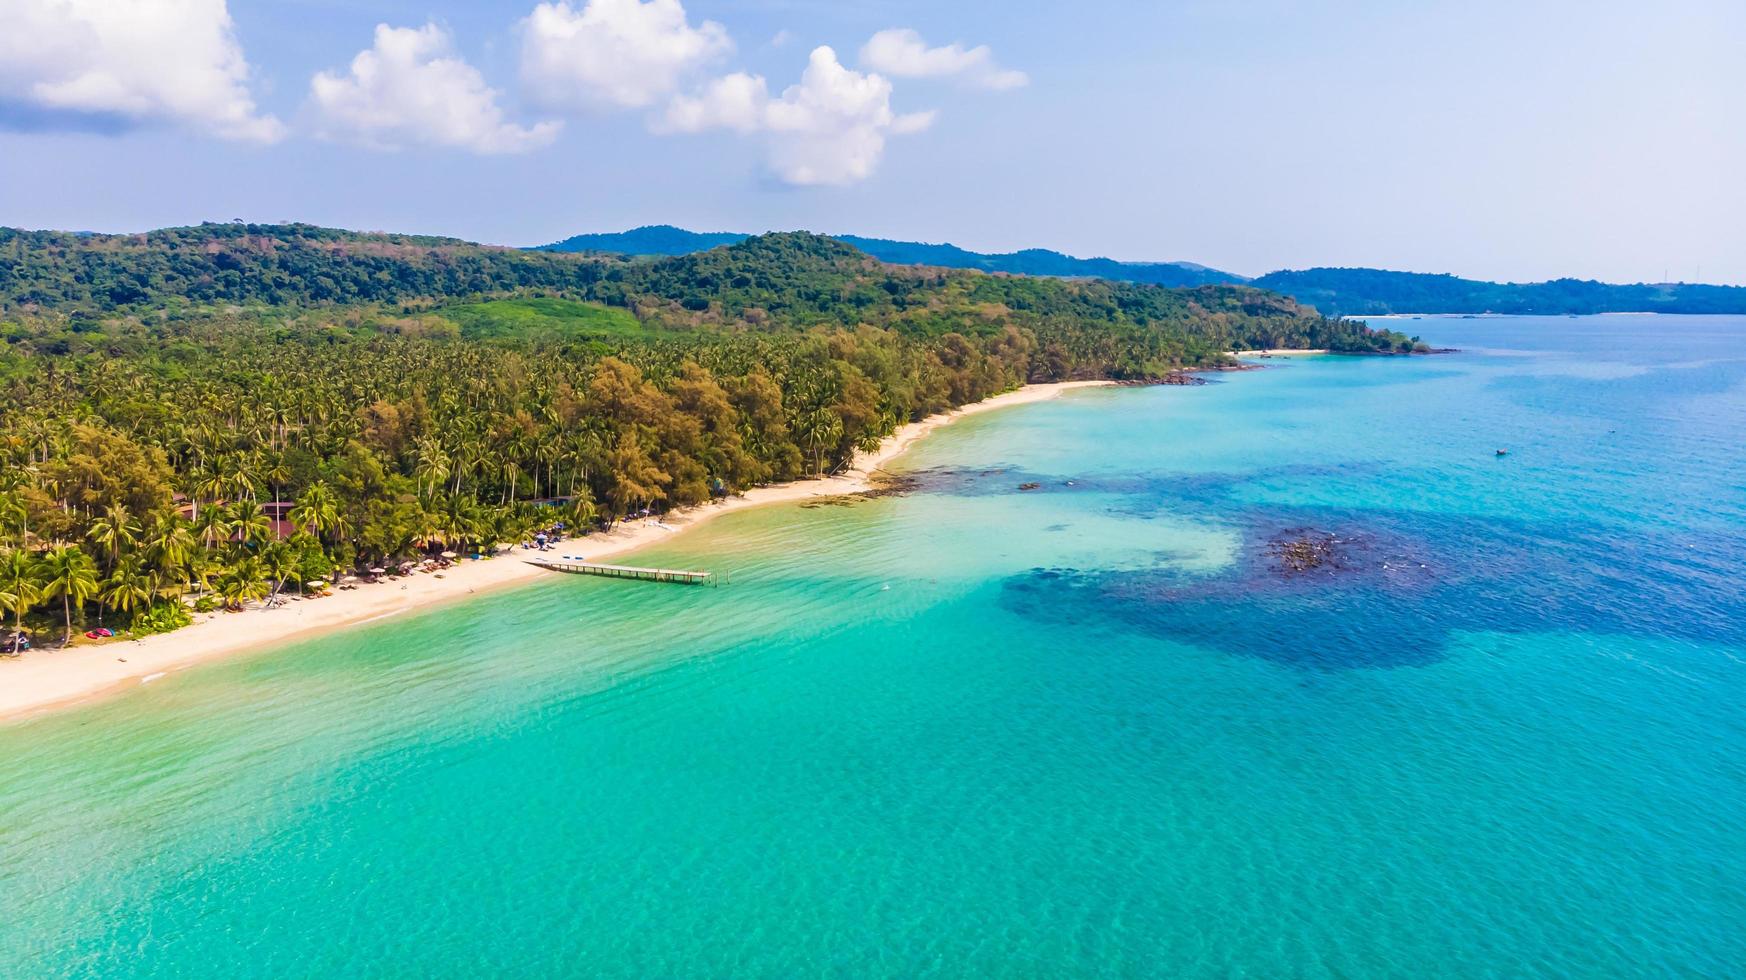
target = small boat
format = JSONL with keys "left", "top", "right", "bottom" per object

{"left": 1495, "top": 449, "right": 1509, "bottom": 456}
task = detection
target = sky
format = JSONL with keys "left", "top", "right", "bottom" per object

{"left": 1, "top": 0, "right": 1742, "bottom": 284}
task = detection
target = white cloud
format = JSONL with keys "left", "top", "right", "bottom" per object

{"left": 662, "top": 46, "right": 933, "bottom": 186}
{"left": 859, "top": 28, "right": 1028, "bottom": 91}
{"left": 308, "top": 23, "right": 561, "bottom": 155}
{"left": 0, "top": 0, "right": 283, "bottom": 141}
{"left": 520, "top": 0, "right": 730, "bottom": 111}
{"left": 662, "top": 73, "right": 770, "bottom": 135}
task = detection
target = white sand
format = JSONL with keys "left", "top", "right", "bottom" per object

{"left": 0, "top": 381, "right": 1108, "bottom": 723}
{"left": 1234, "top": 349, "right": 1331, "bottom": 357}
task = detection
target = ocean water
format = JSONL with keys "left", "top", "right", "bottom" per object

{"left": 3, "top": 315, "right": 1744, "bottom": 977}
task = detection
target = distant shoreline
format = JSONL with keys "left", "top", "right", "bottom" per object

{"left": 1361, "top": 311, "right": 1679, "bottom": 319}
{"left": 0, "top": 381, "right": 1111, "bottom": 725}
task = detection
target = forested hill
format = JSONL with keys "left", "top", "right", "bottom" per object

{"left": 540, "top": 225, "right": 746, "bottom": 257}
{"left": 538, "top": 225, "right": 1242, "bottom": 288}
{"left": 0, "top": 224, "right": 602, "bottom": 310}
{"left": 540, "top": 225, "right": 1746, "bottom": 316}
{"left": 0, "top": 222, "right": 1410, "bottom": 358}
{"left": 1251, "top": 268, "right": 1746, "bottom": 318}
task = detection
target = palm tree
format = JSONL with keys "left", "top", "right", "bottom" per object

{"left": 413, "top": 438, "right": 451, "bottom": 499}
{"left": 259, "top": 450, "right": 292, "bottom": 506}
{"left": 564, "top": 494, "right": 598, "bottom": 532}
{"left": 437, "top": 495, "right": 487, "bottom": 553}
{"left": 223, "top": 455, "right": 259, "bottom": 502}
{"left": 191, "top": 466, "right": 227, "bottom": 519}
{"left": 142, "top": 512, "right": 197, "bottom": 580}
{"left": 86, "top": 502, "right": 142, "bottom": 574}
{"left": 36, "top": 545, "right": 99, "bottom": 648}
{"left": 0, "top": 491, "right": 27, "bottom": 549}
{"left": 99, "top": 556, "right": 157, "bottom": 629}
{"left": 184, "top": 550, "right": 219, "bottom": 602}
{"left": 193, "top": 503, "right": 232, "bottom": 552}
{"left": 498, "top": 455, "right": 524, "bottom": 505}
{"left": 450, "top": 440, "right": 479, "bottom": 496}
{"left": 287, "top": 481, "right": 340, "bottom": 543}
{"left": 214, "top": 557, "right": 270, "bottom": 611}
{"left": 0, "top": 549, "right": 41, "bottom": 656}
{"left": 229, "top": 499, "right": 273, "bottom": 548}
{"left": 259, "top": 541, "right": 299, "bottom": 604}
{"left": 796, "top": 407, "right": 843, "bottom": 476}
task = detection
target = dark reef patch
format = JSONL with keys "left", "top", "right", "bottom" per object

{"left": 996, "top": 502, "right": 1746, "bottom": 672}
{"left": 865, "top": 473, "right": 919, "bottom": 498}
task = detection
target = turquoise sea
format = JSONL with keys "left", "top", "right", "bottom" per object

{"left": 3, "top": 315, "right": 1744, "bottom": 976}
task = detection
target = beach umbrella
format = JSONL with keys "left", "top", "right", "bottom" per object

{"left": 340, "top": 575, "right": 359, "bottom": 582}
{"left": 440, "top": 551, "right": 458, "bottom": 559}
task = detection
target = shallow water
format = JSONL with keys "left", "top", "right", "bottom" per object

{"left": 2, "top": 315, "right": 1744, "bottom": 976}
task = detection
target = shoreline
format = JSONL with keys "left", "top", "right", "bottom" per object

{"left": 0, "top": 381, "right": 1110, "bottom": 725}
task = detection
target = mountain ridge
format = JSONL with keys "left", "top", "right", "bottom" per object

{"left": 538, "top": 225, "right": 1746, "bottom": 317}
{"left": 536, "top": 225, "right": 1244, "bottom": 289}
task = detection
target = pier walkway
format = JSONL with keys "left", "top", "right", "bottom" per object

{"left": 527, "top": 557, "right": 716, "bottom": 586}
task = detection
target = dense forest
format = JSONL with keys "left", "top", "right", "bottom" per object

{"left": 0, "top": 223, "right": 1416, "bottom": 647}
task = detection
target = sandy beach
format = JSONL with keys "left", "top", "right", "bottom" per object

{"left": 0, "top": 381, "right": 1108, "bottom": 724}
{"left": 1235, "top": 348, "right": 1331, "bottom": 356}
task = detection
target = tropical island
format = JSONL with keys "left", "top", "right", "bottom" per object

{"left": 0, "top": 222, "right": 1414, "bottom": 695}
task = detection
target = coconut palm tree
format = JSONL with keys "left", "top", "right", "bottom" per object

{"left": 193, "top": 503, "right": 232, "bottom": 553}
{"left": 36, "top": 545, "right": 99, "bottom": 647}
{"left": 142, "top": 512, "right": 197, "bottom": 581}
{"left": 99, "top": 556, "right": 157, "bottom": 629}
{"left": 223, "top": 455, "right": 259, "bottom": 502}
{"left": 86, "top": 502, "right": 142, "bottom": 574}
{"left": 214, "top": 557, "right": 269, "bottom": 611}
{"left": 413, "top": 438, "right": 451, "bottom": 499}
{"left": 258, "top": 541, "right": 299, "bottom": 604}
{"left": 0, "top": 549, "right": 41, "bottom": 656}
{"left": 259, "top": 450, "right": 292, "bottom": 507}
{"left": 184, "top": 550, "right": 219, "bottom": 602}
{"left": 0, "top": 491, "right": 27, "bottom": 549}
{"left": 191, "top": 467, "right": 227, "bottom": 519}
{"left": 229, "top": 499, "right": 273, "bottom": 548}
{"left": 287, "top": 481, "right": 340, "bottom": 543}
{"left": 795, "top": 407, "right": 843, "bottom": 476}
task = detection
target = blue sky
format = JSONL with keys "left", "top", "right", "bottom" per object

{"left": 2, "top": 0, "right": 1741, "bottom": 283}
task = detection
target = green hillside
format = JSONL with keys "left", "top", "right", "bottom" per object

{"left": 0, "top": 223, "right": 1411, "bottom": 358}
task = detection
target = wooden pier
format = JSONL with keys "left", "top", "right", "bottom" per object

{"left": 528, "top": 557, "right": 716, "bottom": 586}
